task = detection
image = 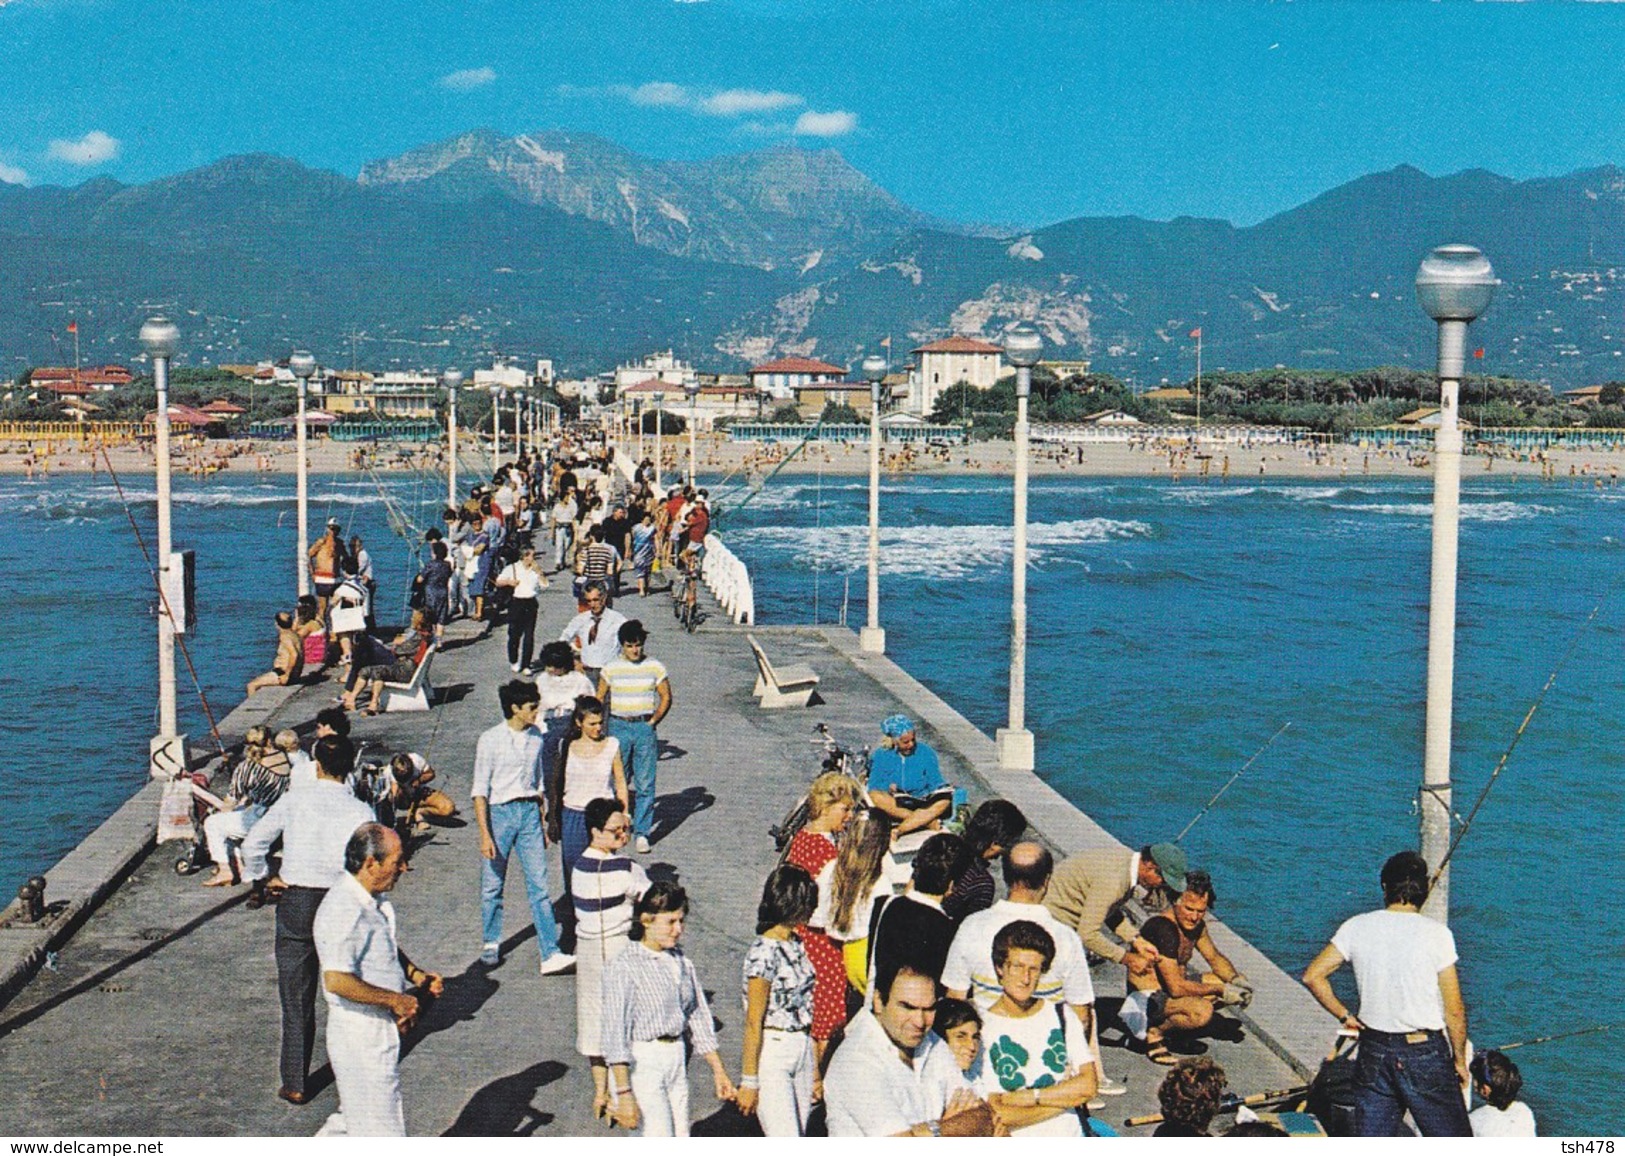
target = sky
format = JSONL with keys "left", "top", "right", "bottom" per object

{"left": 5, "top": 0, "right": 1625, "bottom": 228}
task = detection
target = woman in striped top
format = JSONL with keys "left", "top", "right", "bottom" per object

{"left": 570, "top": 798, "right": 650, "bottom": 1123}
{"left": 201, "top": 726, "right": 291, "bottom": 887}
{"left": 602, "top": 882, "right": 736, "bottom": 1135}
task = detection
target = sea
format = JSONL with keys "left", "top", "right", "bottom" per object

{"left": 3, "top": 462, "right": 1616, "bottom": 1134}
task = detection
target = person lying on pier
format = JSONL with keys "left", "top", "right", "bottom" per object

{"left": 866, "top": 715, "right": 956, "bottom": 836}
{"left": 246, "top": 611, "right": 304, "bottom": 695}
{"left": 1124, "top": 871, "right": 1252, "bottom": 1066}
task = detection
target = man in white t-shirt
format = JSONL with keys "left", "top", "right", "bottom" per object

{"left": 1302, "top": 851, "right": 1472, "bottom": 1137}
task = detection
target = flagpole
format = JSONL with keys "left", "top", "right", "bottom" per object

{"left": 1195, "top": 329, "right": 1202, "bottom": 431}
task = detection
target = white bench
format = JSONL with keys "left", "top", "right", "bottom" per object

{"left": 747, "top": 634, "right": 820, "bottom": 709}
{"left": 378, "top": 644, "right": 437, "bottom": 713}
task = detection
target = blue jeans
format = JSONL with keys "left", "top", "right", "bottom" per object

{"left": 609, "top": 717, "right": 659, "bottom": 839}
{"left": 1353, "top": 1030, "right": 1472, "bottom": 1137}
{"left": 479, "top": 799, "right": 563, "bottom": 962}
{"left": 560, "top": 807, "right": 590, "bottom": 902}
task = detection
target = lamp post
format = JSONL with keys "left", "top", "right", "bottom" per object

{"left": 636, "top": 398, "right": 645, "bottom": 463}
{"left": 685, "top": 380, "right": 700, "bottom": 485}
{"left": 442, "top": 368, "right": 463, "bottom": 508}
{"left": 1414, "top": 244, "right": 1497, "bottom": 924}
{"left": 490, "top": 385, "right": 504, "bottom": 464}
{"left": 514, "top": 389, "right": 526, "bottom": 460}
{"left": 289, "top": 350, "right": 316, "bottom": 597}
{"left": 652, "top": 391, "right": 666, "bottom": 490}
{"left": 140, "top": 316, "right": 185, "bottom": 777}
{"left": 996, "top": 325, "right": 1043, "bottom": 772}
{"left": 860, "top": 354, "right": 889, "bottom": 655}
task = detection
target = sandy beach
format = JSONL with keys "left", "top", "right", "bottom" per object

{"left": 2, "top": 429, "right": 1621, "bottom": 485}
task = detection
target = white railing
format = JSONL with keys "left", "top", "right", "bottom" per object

{"left": 701, "top": 533, "right": 755, "bottom": 625}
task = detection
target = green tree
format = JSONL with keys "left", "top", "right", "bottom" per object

{"left": 820, "top": 401, "right": 861, "bottom": 424}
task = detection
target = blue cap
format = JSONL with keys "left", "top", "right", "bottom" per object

{"left": 881, "top": 714, "right": 915, "bottom": 738}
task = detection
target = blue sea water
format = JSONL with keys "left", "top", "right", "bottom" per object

{"left": 715, "top": 470, "right": 1620, "bottom": 1136}
{"left": 1, "top": 466, "right": 1616, "bottom": 1133}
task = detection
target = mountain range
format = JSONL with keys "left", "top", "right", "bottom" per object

{"left": 3, "top": 128, "right": 1625, "bottom": 387}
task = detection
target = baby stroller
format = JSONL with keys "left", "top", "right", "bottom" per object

{"left": 170, "top": 770, "right": 221, "bottom": 876}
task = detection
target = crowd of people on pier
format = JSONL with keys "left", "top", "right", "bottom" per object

{"left": 200, "top": 430, "right": 1534, "bottom": 1139}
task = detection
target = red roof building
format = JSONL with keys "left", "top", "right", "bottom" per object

{"left": 33, "top": 364, "right": 133, "bottom": 392}
{"left": 201, "top": 399, "right": 248, "bottom": 416}
{"left": 145, "top": 404, "right": 218, "bottom": 429}
{"left": 747, "top": 356, "right": 848, "bottom": 391}
{"left": 910, "top": 337, "right": 1003, "bottom": 355}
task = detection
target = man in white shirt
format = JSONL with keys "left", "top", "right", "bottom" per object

{"left": 559, "top": 582, "right": 628, "bottom": 683}
{"left": 824, "top": 963, "right": 995, "bottom": 1137}
{"left": 473, "top": 679, "right": 574, "bottom": 975}
{"left": 239, "top": 735, "right": 376, "bottom": 1106}
{"left": 313, "top": 824, "right": 443, "bottom": 1137}
{"left": 942, "top": 842, "right": 1106, "bottom": 1097}
{"left": 1302, "top": 850, "right": 1473, "bottom": 1137}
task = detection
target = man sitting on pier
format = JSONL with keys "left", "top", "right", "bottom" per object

{"left": 866, "top": 715, "right": 955, "bottom": 837}
{"left": 1124, "top": 870, "right": 1253, "bottom": 1066}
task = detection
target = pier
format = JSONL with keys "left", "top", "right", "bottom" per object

{"left": 0, "top": 577, "right": 1332, "bottom": 1136}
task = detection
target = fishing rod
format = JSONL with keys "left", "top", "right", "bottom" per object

{"left": 1125, "top": 1082, "right": 1313, "bottom": 1128}
{"left": 1495, "top": 1021, "right": 1623, "bottom": 1053}
{"left": 1176, "top": 721, "right": 1292, "bottom": 843}
{"left": 1428, "top": 575, "right": 1623, "bottom": 892}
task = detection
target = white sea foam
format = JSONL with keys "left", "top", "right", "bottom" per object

{"left": 728, "top": 517, "right": 1152, "bottom": 579}
{"left": 1330, "top": 501, "right": 1554, "bottom": 522}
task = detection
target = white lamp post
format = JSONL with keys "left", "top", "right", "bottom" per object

{"left": 289, "top": 350, "right": 316, "bottom": 597}
{"left": 442, "top": 368, "right": 463, "bottom": 508}
{"left": 140, "top": 316, "right": 186, "bottom": 777}
{"left": 1415, "top": 243, "right": 1497, "bottom": 924}
{"left": 860, "top": 354, "right": 889, "bottom": 655}
{"left": 490, "top": 385, "right": 503, "bottom": 464}
{"left": 996, "top": 325, "right": 1042, "bottom": 772}
{"left": 652, "top": 391, "right": 666, "bottom": 490}
{"left": 685, "top": 379, "right": 700, "bottom": 485}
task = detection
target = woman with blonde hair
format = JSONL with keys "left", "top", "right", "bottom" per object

{"left": 783, "top": 771, "right": 862, "bottom": 1075}
{"left": 816, "top": 811, "right": 899, "bottom": 995}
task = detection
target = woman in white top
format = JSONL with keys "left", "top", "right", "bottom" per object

{"left": 973, "top": 920, "right": 1097, "bottom": 1137}
{"left": 814, "top": 811, "right": 900, "bottom": 996}
{"left": 535, "top": 641, "right": 595, "bottom": 799}
{"left": 547, "top": 695, "right": 626, "bottom": 907}
{"left": 494, "top": 545, "right": 549, "bottom": 673}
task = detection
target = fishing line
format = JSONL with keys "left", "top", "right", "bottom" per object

{"left": 1176, "top": 721, "right": 1292, "bottom": 842}
{"left": 1429, "top": 575, "right": 1623, "bottom": 891}
{"left": 1495, "top": 1021, "right": 1622, "bottom": 1053}
{"left": 98, "top": 445, "right": 227, "bottom": 756}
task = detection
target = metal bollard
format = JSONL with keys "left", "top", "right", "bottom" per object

{"left": 16, "top": 879, "right": 44, "bottom": 923}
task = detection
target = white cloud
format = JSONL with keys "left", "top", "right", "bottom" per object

{"left": 700, "top": 89, "right": 801, "bottom": 116}
{"left": 0, "top": 160, "right": 27, "bottom": 185}
{"left": 440, "top": 66, "right": 496, "bottom": 92}
{"left": 793, "top": 110, "right": 858, "bottom": 138}
{"left": 48, "top": 130, "right": 120, "bottom": 165}
{"left": 626, "top": 81, "right": 693, "bottom": 108}
{"left": 608, "top": 81, "right": 805, "bottom": 118}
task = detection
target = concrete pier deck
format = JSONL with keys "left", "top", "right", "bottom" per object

{"left": 0, "top": 578, "right": 1331, "bottom": 1137}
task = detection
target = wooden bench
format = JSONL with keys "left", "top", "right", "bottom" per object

{"left": 378, "top": 643, "right": 437, "bottom": 713}
{"left": 747, "top": 634, "right": 820, "bottom": 709}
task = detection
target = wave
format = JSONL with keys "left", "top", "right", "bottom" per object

{"left": 728, "top": 517, "right": 1153, "bottom": 579}
{"left": 1329, "top": 501, "right": 1555, "bottom": 522}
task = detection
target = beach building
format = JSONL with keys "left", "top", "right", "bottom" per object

{"left": 617, "top": 377, "right": 757, "bottom": 430}
{"left": 794, "top": 379, "right": 876, "bottom": 419}
{"left": 907, "top": 336, "right": 1004, "bottom": 416}
{"left": 746, "top": 355, "right": 847, "bottom": 395}
{"left": 1562, "top": 385, "right": 1604, "bottom": 407}
{"left": 320, "top": 371, "right": 437, "bottom": 419}
{"left": 31, "top": 365, "right": 132, "bottom": 394}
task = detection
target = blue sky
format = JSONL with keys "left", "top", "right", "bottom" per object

{"left": 5, "top": 0, "right": 1625, "bottom": 227}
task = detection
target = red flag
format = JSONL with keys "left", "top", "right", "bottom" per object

{"left": 880, "top": 336, "right": 891, "bottom": 348}
{"left": 1473, "top": 348, "right": 1484, "bottom": 359}
{"left": 66, "top": 320, "right": 77, "bottom": 333}
{"left": 1189, "top": 327, "right": 1202, "bottom": 339}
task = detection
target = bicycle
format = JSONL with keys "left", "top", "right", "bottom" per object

{"left": 670, "top": 549, "right": 705, "bottom": 633}
{"left": 769, "top": 722, "right": 870, "bottom": 854}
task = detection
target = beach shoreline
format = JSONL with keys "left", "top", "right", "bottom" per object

{"left": 7, "top": 431, "right": 1621, "bottom": 484}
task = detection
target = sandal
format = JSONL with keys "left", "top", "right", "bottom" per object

{"left": 1146, "top": 1042, "right": 1179, "bottom": 1065}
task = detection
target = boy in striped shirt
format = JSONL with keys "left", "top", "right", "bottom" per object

{"left": 597, "top": 621, "right": 671, "bottom": 855}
